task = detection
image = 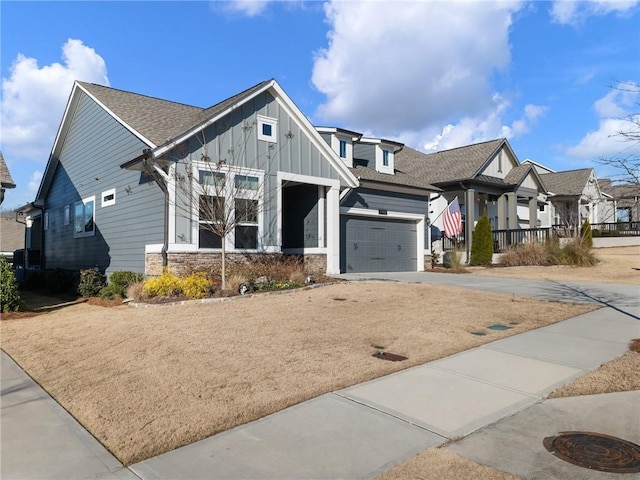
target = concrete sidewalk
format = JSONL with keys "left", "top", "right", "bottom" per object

{"left": 2, "top": 275, "right": 638, "bottom": 479}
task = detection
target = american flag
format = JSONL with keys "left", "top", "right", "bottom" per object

{"left": 443, "top": 197, "right": 463, "bottom": 238}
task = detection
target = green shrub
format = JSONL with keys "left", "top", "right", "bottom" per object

{"left": 581, "top": 219, "right": 593, "bottom": 248}
{"left": 78, "top": 268, "right": 106, "bottom": 297}
{"left": 99, "top": 284, "right": 120, "bottom": 300}
{"left": 182, "top": 273, "right": 210, "bottom": 299}
{"left": 142, "top": 269, "right": 183, "bottom": 298}
{"left": 470, "top": 215, "right": 493, "bottom": 265}
{"left": 0, "top": 257, "right": 20, "bottom": 312}
{"left": 107, "top": 271, "right": 144, "bottom": 298}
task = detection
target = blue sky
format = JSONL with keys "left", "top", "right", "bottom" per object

{"left": 1, "top": 0, "right": 638, "bottom": 210}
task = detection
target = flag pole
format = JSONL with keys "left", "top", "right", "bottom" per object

{"left": 431, "top": 196, "right": 458, "bottom": 224}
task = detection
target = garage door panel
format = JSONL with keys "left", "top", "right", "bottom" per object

{"left": 340, "top": 215, "right": 418, "bottom": 273}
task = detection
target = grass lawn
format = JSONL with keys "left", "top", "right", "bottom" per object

{"left": 1, "top": 281, "right": 595, "bottom": 465}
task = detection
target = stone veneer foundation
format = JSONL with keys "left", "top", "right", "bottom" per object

{"left": 145, "top": 252, "right": 327, "bottom": 276}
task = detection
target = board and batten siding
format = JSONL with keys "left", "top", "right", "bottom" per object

{"left": 172, "top": 91, "right": 341, "bottom": 248}
{"left": 44, "top": 91, "right": 164, "bottom": 275}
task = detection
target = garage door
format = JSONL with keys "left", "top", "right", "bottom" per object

{"left": 340, "top": 215, "right": 417, "bottom": 273}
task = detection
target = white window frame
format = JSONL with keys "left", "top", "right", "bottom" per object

{"left": 101, "top": 188, "right": 116, "bottom": 207}
{"left": 74, "top": 196, "right": 96, "bottom": 238}
{"left": 192, "top": 164, "right": 264, "bottom": 252}
{"left": 257, "top": 115, "right": 278, "bottom": 143}
{"left": 376, "top": 145, "right": 394, "bottom": 174}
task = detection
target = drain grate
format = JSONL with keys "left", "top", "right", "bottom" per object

{"left": 372, "top": 352, "right": 407, "bottom": 362}
{"left": 543, "top": 431, "right": 640, "bottom": 473}
{"left": 487, "top": 324, "right": 512, "bottom": 331}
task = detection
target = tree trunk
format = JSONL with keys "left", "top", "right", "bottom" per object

{"left": 221, "top": 235, "right": 226, "bottom": 291}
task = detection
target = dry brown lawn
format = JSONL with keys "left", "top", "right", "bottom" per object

{"left": 0, "top": 282, "right": 594, "bottom": 465}
{"left": 470, "top": 245, "right": 640, "bottom": 284}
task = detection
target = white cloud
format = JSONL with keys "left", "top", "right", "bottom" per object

{"left": 27, "top": 170, "right": 43, "bottom": 194}
{"left": 565, "top": 85, "right": 639, "bottom": 159}
{"left": 312, "top": 1, "right": 524, "bottom": 137}
{"left": 550, "top": 0, "right": 639, "bottom": 25}
{"left": 1, "top": 39, "right": 109, "bottom": 163}
{"left": 221, "top": 0, "right": 270, "bottom": 16}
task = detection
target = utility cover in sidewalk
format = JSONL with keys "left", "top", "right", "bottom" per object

{"left": 543, "top": 431, "right": 640, "bottom": 473}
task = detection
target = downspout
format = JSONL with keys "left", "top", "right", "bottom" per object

{"left": 142, "top": 149, "right": 170, "bottom": 269}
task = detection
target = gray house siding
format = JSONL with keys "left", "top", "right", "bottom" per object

{"left": 171, "top": 91, "right": 341, "bottom": 249}
{"left": 353, "top": 144, "right": 374, "bottom": 167}
{"left": 44, "top": 92, "right": 164, "bottom": 275}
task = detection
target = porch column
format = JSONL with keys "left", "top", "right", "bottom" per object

{"left": 507, "top": 192, "right": 518, "bottom": 229}
{"left": 497, "top": 194, "right": 507, "bottom": 230}
{"left": 529, "top": 197, "right": 538, "bottom": 228}
{"left": 326, "top": 186, "right": 340, "bottom": 275}
{"left": 465, "top": 188, "right": 475, "bottom": 262}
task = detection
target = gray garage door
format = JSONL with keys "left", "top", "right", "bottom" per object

{"left": 340, "top": 215, "right": 417, "bottom": 273}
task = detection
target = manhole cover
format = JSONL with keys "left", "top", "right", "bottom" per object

{"left": 543, "top": 431, "right": 640, "bottom": 473}
{"left": 372, "top": 352, "right": 407, "bottom": 362}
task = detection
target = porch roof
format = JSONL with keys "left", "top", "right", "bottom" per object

{"left": 541, "top": 168, "right": 592, "bottom": 196}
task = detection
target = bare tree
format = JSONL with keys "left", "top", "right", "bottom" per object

{"left": 174, "top": 120, "right": 291, "bottom": 290}
{"left": 598, "top": 80, "right": 640, "bottom": 187}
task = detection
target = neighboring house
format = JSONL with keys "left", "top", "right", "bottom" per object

{"left": 394, "top": 139, "right": 547, "bottom": 254}
{"left": 318, "top": 128, "right": 440, "bottom": 272}
{"left": 600, "top": 179, "right": 640, "bottom": 222}
{"left": 0, "top": 151, "right": 16, "bottom": 204}
{"left": 0, "top": 212, "right": 25, "bottom": 264}
{"left": 524, "top": 162, "right": 616, "bottom": 230}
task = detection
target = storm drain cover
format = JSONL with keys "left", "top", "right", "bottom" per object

{"left": 543, "top": 431, "right": 640, "bottom": 473}
{"left": 487, "top": 324, "right": 512, "bottom": 331}
{"left": 372, "top": 352, "right": 407, "bottom": 362}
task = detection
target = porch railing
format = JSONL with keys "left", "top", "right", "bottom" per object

{"left": 492, "top": 228, "right": 550, "bottom": 253}
{"left": 590, "top": 222, "right": 640, "bottom": 237}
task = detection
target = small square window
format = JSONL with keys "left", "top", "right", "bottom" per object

{"left": 64, "top": 205, "right": 70, "bottom": 226}
{"left": 101, "top": 188, "right": 116, "bottom": 207}
{"left": 257, "top": 115, "right": 277, "bottom": 143}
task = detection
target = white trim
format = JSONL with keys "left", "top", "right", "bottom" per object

{"left": 101, "top": 188, "right": 116, "bottom": 207}
{"left": 277, "top": 171, "right": 340, "bottom": 189}
{"left": 257, "top": 114, "right": 278, "bottom": 142}
{"left": 326, "top": 186, "right": 340, "bottom": 274}
{"left": 318, "top": 186, "right": 325, "bottom": 248}
{"left": 376, "top": 146, "right": 394, "bottom": 175}
{"left": 145, "top": 244, "right": 165, "bottom": 254}
{"left": 282, "top": 247, "right": 327, "bottom": 255}
{"left": 76, "top": 83, "right": 157, "bottom": 148}
{"left": 340, "top": 207, "right": 425, "bottom": 271}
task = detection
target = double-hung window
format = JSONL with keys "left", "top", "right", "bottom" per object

{"left": 74, "top": 196, "right": 95, "bottom": 238}
{"left": 233, "top": 174, "right": 260, "bottom": 250}
{"left": 198, "top": 171, "right": 225, "bottom": 248}
{"left": 339, "top": 139, "right": 347, "bottom": 158}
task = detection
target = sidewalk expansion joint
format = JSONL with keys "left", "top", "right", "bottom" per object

{"left": 330, "top": 392, "right": 448, "bottom": 441}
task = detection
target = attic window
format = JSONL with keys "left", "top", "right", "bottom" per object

{"left": 339, "top": 140, "right": 347, "bottom": 158}
{"left": 383, "top": 149, "right": 390, "bottom": 167}
{"left": 257, "top": 115, "right": 277, "bottom": 143}
{"left": 101, "top": 188, "right": 116, "bottom": 207}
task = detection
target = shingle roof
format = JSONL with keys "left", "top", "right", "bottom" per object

{"left": 541, "top": 169, "right": 592, "bottom": 196}
{"left": 0, "top": 214, "right": 24, "bottom": 252}
{"left": 395, "top": 139, "right": 505, "bottom": 185}
{"left": 600, "top": 180, "right": 640, "bottom": 200}
{"left": 0, "top": 151, "right": 16, "bottom": 188}
{"left": 349, "top": 164, "right": 439, "bottom": 191}
{"left": 78, "top": 80, "right": 271, "bottom": 147}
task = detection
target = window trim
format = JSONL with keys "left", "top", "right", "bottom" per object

{"left": 101, "top": 188, "right": 116, "bottom": 207}
{"left": 257, "top": 115, "right": 278, "bottom": 143}
{"left": 74, "top": 196, "right": 96, "bottom": 238}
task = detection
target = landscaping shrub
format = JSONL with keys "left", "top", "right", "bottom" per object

{"left": 181, "top": 273, "right": 210, "bottom": 299}
{"left": 554, "top": 238, "right": 597, "bottom": 266}
{"left": 142, "top": 269, "right": 183, "bottom": 297}
{"left": 106, "top": 271, "right": 144, "bottom": 298}
{"left": 126, "top": 281, "right": 145, "bottom": 302}
{"left": 470, "top": 215, "right": 493, "bottom": 265}
{"left": 498, "top": 242, "right": 550, "bottom": 266}
{"left": 444, "top": 248, "right": 464, "bottom": 271}
{"left": 78, "top": 268, "right": 106, "bottom": 297}
{"left": 99, "top": 284, "right": 121, "bottom": 300}
{"left": 581, "top": 219, "right": 593, "bottom": 248}
{"left": 0, "top": 257, "right": 20, "bottom": 312}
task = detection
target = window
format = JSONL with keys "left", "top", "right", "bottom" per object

{"left": 235, "top": 198, "right": 258, "bottom": 249}
{"left": 234, "top": 175, "right": 259, "bottom": 190}
{"left": 198, "top": 195, "right": 224, "bottom": 248}
{"left": 339, "top": 139, "right": 347, "bottom": 158}
{"left": 101, "top": 188, "right": 116, "bottom": 207}
{"left": 199, "top": 171, "right": 225, "bottom": 188}
{"left": 44, "top": 211, "right": 49, "bottom": 231}
{"left": 257, "top": 115, "right": 277, "bottom": 142}
{"left": 64, "top": 205, "right": 70, "bottom": 226}
{"left": 74, "top": 196, "right": 95, "bottom": 238}
{"left": 382, "top": 149, "right": 390, "bottom": 167}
